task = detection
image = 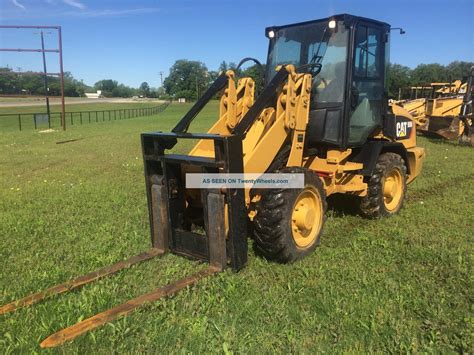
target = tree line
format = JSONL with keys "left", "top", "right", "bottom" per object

{"left": 1, "top": 60, "right": 472, "bottom": 100}
{"left": 0, "top": 67, "right": 155, "bottom": 98}
{"left": 386, "top": 61, "right": 473, "bottom": 98}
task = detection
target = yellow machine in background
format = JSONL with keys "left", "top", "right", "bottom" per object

{"left": 398, "top": 81, "right": 463, "bottom": 127}
{"left": 394, "top": 70, "right": 474, "bottom": 144}
{"left": 420, "top": 68, "right": 473, "bottom": 142}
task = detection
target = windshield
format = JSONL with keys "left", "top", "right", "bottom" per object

{"left": 266, "top": 20, "right": 349, "bottom": 103}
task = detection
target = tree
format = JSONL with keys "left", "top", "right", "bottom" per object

{"left": 242, "top": 63, "right": 266, "bottom": 93}
{"left": 411, "top": 63, "right": 448, "bottom": 84}
{"left": 112, "top": 84, "right": 135, "bottom": 98}
{"left": 386, "top": 63, "right": 412, "bottom": 99}
{"left": 218, "top": 61, "right": 228, "bottom": 73}
{"left": 139, "top": 82, "right": 151, "bottom": 97}
{"left": 94, "top": 79, "right": 118, "bottom": 97}
{"left": 0, "top": 68, "right": 19, "bottom": 94}
{"left": 163, "top": 59, "right": 210, "bottom": 100}
{"left": 446, "top": 61, "right": 474, "bottom": 82}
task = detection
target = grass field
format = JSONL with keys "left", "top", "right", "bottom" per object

{"left": 0, "top": 102, "right": 472, "bottom": 353}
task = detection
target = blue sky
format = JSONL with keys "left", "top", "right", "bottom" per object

{"left": 1, "top": 0, "right": 473, "bottom": 88}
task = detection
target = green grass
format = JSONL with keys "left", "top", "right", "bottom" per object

{"left": 0, "top": 102, "right": 165, "bottom": 132}
{"left": 0, "top": 101, "right": 472, "bottom": 353}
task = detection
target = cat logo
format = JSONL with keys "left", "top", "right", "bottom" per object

{"left": 396, "top": 118, "right": 413, "bottom": 139}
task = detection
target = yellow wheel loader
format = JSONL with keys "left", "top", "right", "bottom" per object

{"left": 398, "top": 81, "right": 465, "bottom": 128}
{"left": 397, "top": 72, "right": 474, "bottom": 143}
{"left": 419, "top": 67, "right": 474, "bottom": 143}
{"left": 1, "top": 14, "right": 425, "bottom": 347}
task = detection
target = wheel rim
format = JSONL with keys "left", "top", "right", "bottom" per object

{"left": 291, "top": 188, "right": 323, "bottom": 249}
{"left": 383, "top": 168, "right": 404, "bottom": 212}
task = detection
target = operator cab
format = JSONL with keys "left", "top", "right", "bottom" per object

{"left": 265, "top": 14, "right": 390, "bottom": 148}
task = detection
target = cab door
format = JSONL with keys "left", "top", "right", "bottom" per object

{"left": 347, "top": 23, "right": 386, "bottom": 145}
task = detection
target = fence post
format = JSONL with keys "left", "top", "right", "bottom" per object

{"left": 89, "top": 111, "right": 91, "bottom": 123}
{"left": 18, "top": 114, "right": 22, "bottom": 131}
{"left": 96, "top": 111, "right": 98, "bottom": 123}
{"left": 71, "top": 112, "right": 73, "bottom": 125}
{"left": 80, "top": 112, "right": 83, "bottom": 125}
{"left": 34, "top": 115, "right": 37, "bottom": 129}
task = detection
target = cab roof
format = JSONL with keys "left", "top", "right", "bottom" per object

{"left": 265, "top": 14, "right": 391, "bottom": 33}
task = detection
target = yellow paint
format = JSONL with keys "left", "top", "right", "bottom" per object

{"left": 383, "top": 168, "right": 404, "bottom": 212}
{"left": 291, "top": 187, "right": 323, "bottom": 249}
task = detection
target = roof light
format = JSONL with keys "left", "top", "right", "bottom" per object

{"left": 328, "top": 20, "right": 336, "bottom": 29}
{"left": 268, "top": 30, "right": 275, "bottom": 38}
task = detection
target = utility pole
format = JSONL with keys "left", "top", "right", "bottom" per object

{"left": 17, "top": 67, "right": 22, "bottom": 95}
{"left": 40, "top": 31, "right": 51, "bottom": 128}
{"left": 58, "top": 26, "right": 66, "bottom": 131}
{"left": 195, "top": 76, "right": 199, "bottom": 100}
{"left": 159, "top": 71, "right": 163, "bottom": 86}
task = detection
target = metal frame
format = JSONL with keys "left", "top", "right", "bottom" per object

{"left": 141, "top": 131, "right": 247, "bottom": 271}
{"left": 0, "top": 25, "right": 66, "bottom": 130}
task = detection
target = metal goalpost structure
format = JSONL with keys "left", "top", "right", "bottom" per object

{"left": 0, "top": 25, "right": 66, "bottom": 130}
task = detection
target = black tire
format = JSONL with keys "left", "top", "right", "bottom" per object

{"left": 252, "top": 167, "right": 327, "bottom": 263}
{"left": 360, "top": 152, "right": 407, "bottom": 218}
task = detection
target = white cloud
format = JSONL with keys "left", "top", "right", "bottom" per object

{"left": 69, "top": 7, "right": 160, "bottom": 17}
{"left": 2, "top": 4, "right": 160, "bottom": 19}
{"left": 12, "top": 0, "right": 26, "bottom": 10}
{"left": 63, "top": 0, "right": 85, "bottom": 10}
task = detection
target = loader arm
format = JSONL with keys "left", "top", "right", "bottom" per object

{"left": 188, "top": 65, "right": 312, "bottom": 192}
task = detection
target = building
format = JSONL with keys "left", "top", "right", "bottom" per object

{"left": 85, "top": 90, "right": 103, "bottom": 99}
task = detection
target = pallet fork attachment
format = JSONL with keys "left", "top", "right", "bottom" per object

{"left": 0, "top": 249, "right": 162, "bottom": 315}
{"left": 40, "top": 267, "right": 221, "bottom": 348}
{"left": 0, "top": 75, "right": 245, "bottom": 348}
